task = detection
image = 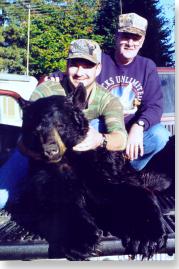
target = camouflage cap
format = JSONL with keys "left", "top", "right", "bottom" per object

{"left": 118, "top": 13, "right": 148, "bottom": 36}
{"left": 67, "top": 39, "right": 101, "bottom": 64}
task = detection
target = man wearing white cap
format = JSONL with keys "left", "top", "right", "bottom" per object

{"left": 96, "top": 13, "right": 170, "bottom": 171}
{"left": 31, "top": 39, "right": 127, "bottom": 152}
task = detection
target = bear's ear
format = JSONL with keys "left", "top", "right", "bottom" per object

{"left": 67, "top": 82, "right": 87, "bottom": 110}
{"left": 17, "top": 97, "right": 32, "bottom": 110}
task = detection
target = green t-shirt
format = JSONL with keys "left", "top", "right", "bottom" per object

{"left": 30, "top": 80, "right": 127, "bottom": 135}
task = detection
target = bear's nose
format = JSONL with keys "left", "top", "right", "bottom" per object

{"left": 43, "top": 143, "right": 59, "bottom": 158}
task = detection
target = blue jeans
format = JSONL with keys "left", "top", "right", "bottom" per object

{"left": 90, "top": 119, "right": 170, "bottom": 171}
{"left": 0, "top": 149, "right": 29, "bottom": 208}
{"left": 0, "top": 121, "right": 170, "bottom": 209}
{"left": 130, "top": 123, "right": 170, "bottom": 171}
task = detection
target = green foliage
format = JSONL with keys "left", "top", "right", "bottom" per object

{"left": 0, "top": 23, "right": 27, "bottom": 72}
{"left": 94, "top": 0, "right": 121, "bottom": 55}
{"left": 0, "top": 0, "right": 103, "bottom": 77}
{"left": 0, "top": 0, "right": 175, "bottom": 77}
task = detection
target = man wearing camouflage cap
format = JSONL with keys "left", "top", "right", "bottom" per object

{"left": 0, "top": 39, "right": 127, "bottom": 208}
{"left": 32, "top": 39, "right": 127, "bottom": 152}
{"left": 96, "top": 12, "right": 170, "bottom": 171}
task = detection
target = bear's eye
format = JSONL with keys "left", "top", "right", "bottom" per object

{"left": 32, "top": 130, "right": 39, "bottom": 137}
{"left": 53, "top": 121, "right": 65, "bottom": 130}
{"left": 57, "top": 123, "right": 64, "bottom": 129}
{"left": 36, "top": 125, "right": 42, "bottom": 132}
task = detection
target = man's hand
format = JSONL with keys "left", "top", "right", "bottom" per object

{"left": 73, "top": 126, "right": 103, "bottom": 151}
{"left": 44, "top": 71, "right": 64, "bottom": 83}
{"left": 44, "top": 76, "right": 60, "bottom": 83}
{"left": 126, "top": 123, "right": 144, "bottom": 160}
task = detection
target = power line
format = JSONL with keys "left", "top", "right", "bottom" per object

{"left": 0, "top": 1, "right": 71, "bottom": 16}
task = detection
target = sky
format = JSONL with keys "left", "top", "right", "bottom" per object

{"left": 159, "top": 0, "right": 175, "bottom": 60}
{"left": 159, "top": 0, "right": 175, "bottom": 33}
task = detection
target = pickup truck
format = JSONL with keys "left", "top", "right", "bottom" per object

{"left": 0, "top": 69, "right": 175, "bottom": 260}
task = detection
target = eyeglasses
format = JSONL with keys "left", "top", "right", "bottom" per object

{"left": 117, "top": 32, "right": 143, "bottom": 45}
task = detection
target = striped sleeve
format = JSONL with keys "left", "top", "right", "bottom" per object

{"left": 84, "top": 84, "right": 127, "bottom": 136}
{"left": 30, "top": 81, "right": 66, "bottom": 101}
{"left": 101, "top": 93, "right": 126, "bottom": 133}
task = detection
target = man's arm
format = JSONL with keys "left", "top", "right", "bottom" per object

{"left": 30, "top": 80, "right": 66, "bottom": 101}
{"left": 135, "top": 62, "right": 163, "bottom": 130}
{"left": 73, "top": 127, "right": 126, "bottom": 151}
{"left": 74, "top": 90, "right": 127, "bottom": 152}
{"left": 126, "top": 62, "right": 163, "bottom": 160}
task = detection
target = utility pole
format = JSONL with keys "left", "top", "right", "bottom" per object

{"left": 120, "top": 0, "right": 123, "bottom": 14}
{"left": 26, "top": 4, "right": 31, "bottom": 76}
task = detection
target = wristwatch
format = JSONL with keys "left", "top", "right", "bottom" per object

{"left": 100, "top": 133, "right": 108, "bottom": 148}
{"left": 136, "top": 120, "right": 145, "bottom": 127}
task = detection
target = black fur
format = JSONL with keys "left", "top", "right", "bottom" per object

{"left": 5, "top": 84, "right": 173, "bottom": 260}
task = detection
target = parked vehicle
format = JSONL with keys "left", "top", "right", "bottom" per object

{"left": 158, "top": 67, "right": 175, "bottom": 135}
{"left": 0, "top": 69, "right": 175, "bottom": 260}
{"left": 0, "top": 73, "right": 38, "bottom": 127}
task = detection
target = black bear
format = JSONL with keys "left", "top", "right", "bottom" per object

{"left": 2, "top": 85, "right": 173, "bottom": 260}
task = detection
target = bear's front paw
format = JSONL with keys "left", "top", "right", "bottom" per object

{"left": 122, "top": 231, "right": 167, "bottom": 259}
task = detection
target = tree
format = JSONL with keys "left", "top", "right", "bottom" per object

{"left": 0, "top": 0, "right": 28, "bottom": 73}
{"left": 0, "top": 0, "right": 175, "bottom": 76}
{"left": 29, "top": 0, "right": 103, "bottom": 77}
{"left": 0, "top": 0, "right": 103, "bottom": 77}
{"left": 94, "top": 0, "right": 120, "bottom": 55}
{"left": 94, "top": 0, "right": 175, "bottom": 66}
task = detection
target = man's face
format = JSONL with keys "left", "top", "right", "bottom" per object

{"left": 67, "top": 58, "right": 101, "bottom": 90}
{"left": 115, "top": 32, "right": 145, "bottom": 61}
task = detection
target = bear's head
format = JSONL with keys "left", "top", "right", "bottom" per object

{"left": 0, "top": 83, "right": 89, "bottom": 163}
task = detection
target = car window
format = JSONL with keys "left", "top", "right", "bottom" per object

{"left": 159, "top": 71, "right": 175, "bottom": 114}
